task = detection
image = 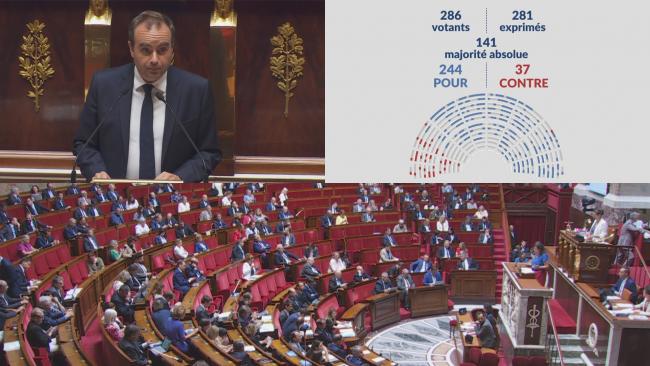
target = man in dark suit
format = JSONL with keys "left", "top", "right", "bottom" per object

{"left": 0, "top": 280, "right": 27, "bottom": 310}
{"left": 22, "top": 213, "right": 47, "bottom": 235}
{"left": 66, "top": 184, "right": 80, "bottom": 195}
{"left": 175, "top": 221, "right": 194, "bottom": 239}
{"left": 7, "top": 258, "right": 32, "bottom": 298}
{"left": 437, "top": 240, "right": 454, "bottom": 260}
{"left": 83, "top": 229, "right": 102, "bottom": 252}
{"left": 53, "top": 192, "right": 70, "bottom": 211}
{"left": 2, "top": 217, "right": 20, "bottom": 241}
{"left": 477, "top": 217, "right": 493, "bottom": 232}
{"left": 383, "top": 228, "right": 397, "bottom": 247}
{"left": 63, "top": 218, "right": 79, "bottom": 240}
{"left": 229, "top": 340, "right": 253, "bottom": 365}
{"left": 374, "top": 272, "right": 395, "bottom": 294}
{"left": 24, "top": 198, "right": 49, "bottom": 216}
{"left": 329, "top": 271, "right": 348, "bottom": 293}
{"left": 600, "top": 267, "right": 638, "bottom": 303}
{"left": 475, "top": 311, "right": 498, "bottom": 349}
{"left": 73, "top": 203, "right": 89, "bottom": 221}
{"left": 231, "top": 239, "right": 245, "bottom": 262}
{"left": 457, "top": 252, "right": 478, "bottom": 271}
{"left": 26, "top": 308, "right": 57, "bottom": 355}
{"left": 172, "top": 261, "right": 192, "bottom": 299}
{"left": 6, "top": 187, "right": 21, "bottom": 205}
{"left": 396, "top": 268, "right": 416, "bottom": 308}
{"left": 274, "top": 245, "right": 298, "bottom": 267}
{"left": 74, "top": 10, "right": 220, "bottom": 182}
{"left": 111, "top": 285, "right": 135, "bottom": 323}
{"left": 478, "top": 229, "right": 494, "bottom": 244}
{"left": 41, "top": 183, "right": 56, "bottom": 200}
{"left": 119, "top": 324, "right": 150, "bottom": 366}
{"left": 301, "top": 257, "right": 321, "bottom": 280}
{"left": 0, "top": 204, "right": 9, "bottom": 225}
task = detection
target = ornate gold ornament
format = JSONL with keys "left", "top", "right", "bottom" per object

{"left": 18, "top": 20, "right": 55, "bottom": 112}
{"left": 585, "top": 255, "right": 600, "bottom": 270}
{"left": 211, "top": 0, "right": 236, "bottom": 27}
{"left": 85, "top": 0, "right": 112, "bottom": 25}
{"left": 270, "top": 22, "right": 305, "bottom": 118}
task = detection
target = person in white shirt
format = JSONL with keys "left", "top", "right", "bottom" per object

{"left": 125, "top": 195, "right": 139, "bottom": 210}
{"left": 173, "top": 239, "right": 189, "bottom": 260}
{"left": 393, "top": 219, "right": 408, "bottom": 233}
{"left": 328, "top": 252, "right": 347, "bottom": 273}
{"left": 278, "top": 187, "right": 289, "bottom": 207}
{"left": 466, "top": 199, "right": 478, "bottom": 210}
{"left": 134, "top": 218, "right": 150, "bottom": 236}
{"left": 436, "top": 216, "right": 449, "bottom": 232}
{"left": 242, "top": 255, "right": 258, "bottom": 280}
{"left": 177, "top": 196, "right": 190, "bottom": 213}
{"left": 634, "top": 285, "right": 650, "bottom": 312}
{"left": 199, "top": 208, "right": 212, "bottom": 222}
{"left": 474, "top": 205, "right": 489, "bottom": 220}
{"left": 221, "top": 191, "right": 233, "bottom": 207}
{"left": 589, "top": 209, "right": 609, "bottom": 239}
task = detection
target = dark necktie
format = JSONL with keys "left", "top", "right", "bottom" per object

{"left": 139, "top": 84, "right": 156, "bottom": 179}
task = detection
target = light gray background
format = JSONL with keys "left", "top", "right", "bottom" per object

{"left": 326, "top": 0, "right": 650, "bottom": 182}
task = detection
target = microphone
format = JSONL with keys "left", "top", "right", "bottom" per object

{"left": 154, "top": 90, "right": 209, "bottom": 183}
{"left": 71, "top": 87, "right": 130, "bottom": 183}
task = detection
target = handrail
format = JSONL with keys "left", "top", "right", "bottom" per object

{"left": 499, "top": 184, "right": 512, "bottom": 259}
{"left": 634, "top": 245, "right": 650, "bottom": 280}
{"left": 545, "top": 301, "right": 567, "bottom": 366}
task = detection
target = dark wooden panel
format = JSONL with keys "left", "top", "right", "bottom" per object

{"left": 0, "top": 0, "right": 86, "bottom": 151}
{"left": 234, "top": 0, "right": 324, "bottom": 157}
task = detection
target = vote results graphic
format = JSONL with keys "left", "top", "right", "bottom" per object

{"left": 410, "top": 7, "right": 562, "bottom": 179}
{"left": 326, "top": 0, "right": 650, "bottom": 182}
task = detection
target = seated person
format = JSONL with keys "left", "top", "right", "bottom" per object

{"left": 423, "top": 264, "right": 443, "bottom": 286}
{"left": 478, "top": 228, "right": 494, "bottom": 244}
{"left": 111, "top": 284, "right": 135, "bottom": 323}
{"left": 193, "top": 234, "right": 208, "bottom": 253}
{"left": 328, "top": 251, "right": 347, "bottom": 273}
{"left": 353, "top": 265, "right": 371, "bottom": 282}
{"left": 229, "top": 340, "right": 253, "bottom": 365}
{"left": 35, "top": 228, "right": 59, "bottom": 249}
{"left": 118, "top": 325, "right": 150, "bottom": 366}
{"left": 151, "top": 298, "right": 171, "bottom": 335}
{"left": 164, "top": 304, "right": 199, "bottom": 354}
{"left": 185, "top": 257, "right": 205, "bottom": 282}
{"left": 329, "top": 271, "right": 348, "bottom": 293}
{"left": 274, "top": 245, "right": 298, "bottom": 268}
{"left": 102, "top": 308, "right": 124, "bottom": 341}
{"left": 173, "top": 239, "right": 189, "bottom": 260}
{"left": 382, "top": 228, "right": 397, "bottom": 247}
{"left": 206, "top": 325, "right": 233, "bottom": 352}
{"left": 374, "top": 272, "right": 395, "bottom": 294}
{"left": 410, "top": 254, "right": 431, "bottom": 273}
{"left": 298, "top": 280, "right": 319, "bottom": 305}
{"left": 243, "top": 322, "right": 273, "bottom": 351}
{"left": 346, "top": 345, "right": 370, "bottom": 366}
{"left": 379, "top": 242, "right": 399, "bottom": 263}
{"left": 173, "top": 261, "right": 194, "bottom": 299}
{"left": 510, "top": 241, "right": 530, "bottom": 262}
{"left": 461, "top": 216, "right": 475, "bottom": 231}
{"left": 40, "top": 296, "right": 73, "bottom": 329}
{"left": 26, "top": 307, "right": 58, "bottom": 358}
{"left": 634, "top": 285, "right": 650, "bottom": 312}
{"left": 600, "top": 267, "right": 638, "bottom": 303}
{"left": 17, "top": 235, "right": 37, "bottom": 258}
{"left": 437, "top": 240, "right": 454, "bottom": 259}
{"left": 242, "top": 254, "right": 260, "bottom": 280}
{"left": 475, "top": 311, "right": 498, "bottom": 349}
{"left": 301, "top": 257, "right": 322, "bottom": 280}
{"left": 457, "top": 251, "right": 478, "bottom": 271}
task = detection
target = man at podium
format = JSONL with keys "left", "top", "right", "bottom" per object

{"left": 74, "top": 10, "right": 220, "bottom": 182}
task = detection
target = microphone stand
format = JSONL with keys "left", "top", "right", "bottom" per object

{"left": 154, "top": 91, "right": 210, "bottom": 183}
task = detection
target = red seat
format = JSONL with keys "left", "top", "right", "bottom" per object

{"left": 33, "top": 255, "right": 49, "bottom": 277}
{"left": 152, "top": 255, "right": 166, "bottom": 274}
{"left": 469, "top": 348, "right": 482, "bottom": 365}
{"left": 528, "top": 356, "right": 547, "bottom": 366}
{"left": 512, "top": 356, "right": 530, "bottom": 366}
{"left": 478, "top": 353, "right": 499, "bottom": 366}
{"left": 56, "top": 245, "right": 71, "bottom": 263}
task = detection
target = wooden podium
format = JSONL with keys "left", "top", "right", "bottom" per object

{"left": 408, "top": 285, "right": 449, "bottom": 317}
{"left": 339, "top": 303, "right": 369, "bottom": 342}
{"left": 364, "top": 291, "right": 400, "bottom": 330}
{"left": 557, "top": 230, "right": 617, "bottom": 283}
{"left": 450, "top": 270, "right": 497, "bottom": 301}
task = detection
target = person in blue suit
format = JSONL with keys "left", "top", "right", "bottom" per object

{"left": 423, "top": 264, "right": 443, "bottom": 286}
{"left": 7, "top": 258, "right": 32, "bottom": 298}
{"left": 600, "top": 267, "right": 638, "bottom": 303}
{"left": 172, "top": 261, "right": 192, "bottom": 299}
{"left": 410, "top": 254, "right": 432, "bottom": 273}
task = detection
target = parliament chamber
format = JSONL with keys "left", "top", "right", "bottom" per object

{"left": 0, "top": 182, "right": 649, "bottom": 366}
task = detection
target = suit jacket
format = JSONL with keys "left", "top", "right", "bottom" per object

{"left": 383, "top": 235, "right": 396, "bottom": 247}
{"left": 7, "top": 265, "right": 29, "bottom": 298}
{"left": 410, "top": 259, "right": 432, "bottom": 273}
{"left": 329, "top": 277, "right": 346, "bottom": 292}
{"left": 0, "top": 293, "right": 22, "bottom": 309}
{"left": 457, "top": 258, "right": 478, "bottom": 270}
{"left": 353, "top": 271, "right": 371, "bottom": 282}
{"left": 396, "top": 275, "right": 415, "bottom": 291}
{"left": 110, "top": 292, "right": 134, "bottom": 321}
{"left": 478, "top": 233, "right": 494, "bottom": 244}
{"left": 35, "top": 235, "right": 54, "bottom": 249}
{"left": 476, "top": 320, "right": 498, "bottom": 349}
{"left": 74, "top": 63, "right": 221, "bottom": 181}
{"left": 73, "top": 207, "right": 88, "bottom": 220}
{"left": 437, "top": 246, "right": 454, "bottom": 259}
{"left": 304, "top": 246, "right": 319, "bottom": 258}
{"left": 275, "top": 251, "right": 297, "bottom": 266}
{"left": 612, "top": 277, "right": 638, "bottom": 303}
{"left": 423, "top": 270, "right": 442, "bottom": 285}
{"left": 301, "top": 264, "right": 321, "bottom": 279}
{"left": 83, "top": 236, "right": 101, "bottom": 252}
{"left": 53, "top": 199, "right": 67, "bottom": 211}
{"left": 63, "top": 225, "right": 79, "bottom": 240}
{"left": 374, "top": 279, "right": 393, "bottom": 294}
{"left": 173, "top": 268, "right": 190, "bottom": 294}
{"left": 321, "top": 215, "right": 333, "bottom": 228}
{"left": 25, "top": 202, "right": 47, "bottom": 215}
{"left": 118, "top": 338, "right": 149, "bottom": 366}
{"left": 231, "top": 244, "right": 245, "bottom": 261}
{"left": 6, "top": 194, "right": 21, "bottom": 205}
{"left": 41, "top": 189, "right": 56, "bottom": 200}
{"left": 27, "top": 321, "right": 51, "bottom": 352}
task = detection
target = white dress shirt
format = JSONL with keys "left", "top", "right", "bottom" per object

{"left": 242, "top": 262, "right": 256, "bottom": 280}
{"left": 178, "top": 202, "right": 190, "bottom": 213}
{"left": 328, "top": 258, "right": 347, "bottom": 273}
{"left": 126, "top": 66, "right": 167, "bottom": 179}
{"left": 590, "top": 218, "right": 609, "bottom": 238}
{"left": 135, "top": 223, "right": 150, "bottom": 236}
{"left": 436, "top": 221, "right": 449, "bottom": 232}
{"left": 174, "top": 245, "right": 188, "bottom": 259}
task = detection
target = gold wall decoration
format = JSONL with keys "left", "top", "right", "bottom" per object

{"left": 85, "top": 0, "right": 112, "bottom": 25}
{"left": 211, "top": 0, "right": 236, "bottom": 27}
{"left": 270, "top": 22, "right": 305, "bottom": 118}
{"left": 18, "top": 20, "right": 55, "bottom": 112}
